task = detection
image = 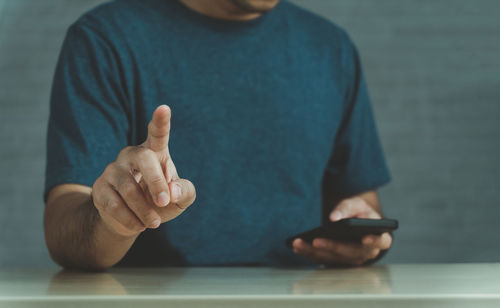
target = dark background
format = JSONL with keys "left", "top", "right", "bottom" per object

{"left": 1, "top": 0, "right": 499, "bottom": 267}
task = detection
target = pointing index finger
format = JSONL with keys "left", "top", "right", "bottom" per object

{"left": 146, "top": 105, "right": 171, "bottom": 152}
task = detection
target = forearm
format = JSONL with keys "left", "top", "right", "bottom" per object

{"left": 44, "top": 191, "right": 137, "bottom": 270}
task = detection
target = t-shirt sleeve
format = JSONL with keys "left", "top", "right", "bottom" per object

{"left": 44, "top": 22, "right": 130, "bottom": 201}
{"left": 323, "top": 33, "right": 391, "bottom": 200}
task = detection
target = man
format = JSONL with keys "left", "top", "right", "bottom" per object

{"left": 44, "top": 0, "right": 392, "bottom": 270}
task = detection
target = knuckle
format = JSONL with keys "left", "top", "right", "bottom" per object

{"left": 92, "top": 181, "right": 109, "bottom": 208}
{"left": 115, "top": 173, "right": 128, "bottom": 188}
{"left": 103, "top": 163, "right": 120, "bottom": 178}
{"left": 102, "top": 200, "right": 120, "bottom": 214}
{"left": 103, "top": 163, "right": 115, "bottom": 174}
{"left": 150, "top": 176, "right": 166, "bottom": 187}
{"left": 119, "top": 146, "right": 135, "bottom": 157}
{"left": 92, "top": 176, "right": 104, "bottom": 191}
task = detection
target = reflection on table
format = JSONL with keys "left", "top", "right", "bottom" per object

{"left": 1, "top": 264, "right": 499, "bottom": 307}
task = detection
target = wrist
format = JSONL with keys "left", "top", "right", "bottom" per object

{"left": 88, "top": 216, "right": 139, "bottom": 270}
{"left": 90, "top": 191, "right": 143, "bottom": 241}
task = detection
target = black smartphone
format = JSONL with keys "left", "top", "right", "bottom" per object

{"left": 285, "top": 218, "right": 398, "bottom": 248}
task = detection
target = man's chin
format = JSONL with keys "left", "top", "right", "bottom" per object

{"left": 230, "top": 0, "right": 280, "bottom": 14}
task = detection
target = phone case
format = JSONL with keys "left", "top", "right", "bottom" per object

{"left": 285, "top": 218, "right": 398, "bottom": 248}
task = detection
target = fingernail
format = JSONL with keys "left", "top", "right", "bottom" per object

{"left": 158, "top": 191, "right": 170, "bottom": 207}
{"left": 171, "top": 183, "right": 181, "bottom": 202}
{"left": 330, "top": 211, "right": 342, "bottom": 221}
{"left": 364, "top": 237, "right": 374, "bottom": 245}
{"left": 151, "top": 218, "right": 161, "bottom": 228}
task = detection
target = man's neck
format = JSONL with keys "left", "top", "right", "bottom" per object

{"left": 178, "top": 0, "right": 263, "bottom": 21}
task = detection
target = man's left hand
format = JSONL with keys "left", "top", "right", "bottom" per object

{"left": 292, "top": 196, "right": 392, "bottom": 266}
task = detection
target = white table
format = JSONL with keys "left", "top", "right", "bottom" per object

{"left": 1, "top": 263, "right": 500, "bottom": 307}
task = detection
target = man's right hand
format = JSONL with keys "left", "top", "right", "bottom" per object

{"left": 91, "top": 105, "right": 196, "bottom": 238}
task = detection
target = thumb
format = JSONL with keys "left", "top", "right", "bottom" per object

{"left": 329, "top": 198, "right": 381, "bottom": 221}
{"left": 169, "top": 178, "right": 196, "bottom": 208}
{"left": 144, "top": 105, "right": 171, "bottom": 152}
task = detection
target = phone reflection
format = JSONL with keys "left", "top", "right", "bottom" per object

{"left": 291, "top": 265, "right": 392, "bottom": 295}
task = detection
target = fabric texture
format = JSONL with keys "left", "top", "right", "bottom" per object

{"left": 46, "top": 0, "right": 391, "bottom": 266}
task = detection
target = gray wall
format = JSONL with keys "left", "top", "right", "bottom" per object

{"left": 0, "top": 0, "right": 499, "bottom": 267}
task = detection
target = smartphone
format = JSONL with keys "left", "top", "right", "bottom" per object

{"left": 285, "top": 218, "right": 398, "bottom": 248}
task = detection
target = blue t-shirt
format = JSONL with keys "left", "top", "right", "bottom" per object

{"left": 46, "top": 0, "right": 391, "bottom": 266}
